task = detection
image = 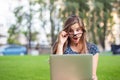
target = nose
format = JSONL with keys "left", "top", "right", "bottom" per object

{"left": 73, "top": 31, "right": 77, "bottom": 35}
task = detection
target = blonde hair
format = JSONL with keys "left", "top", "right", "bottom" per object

{"left": 52, "top": 15, "right": 88, "bottom": 54}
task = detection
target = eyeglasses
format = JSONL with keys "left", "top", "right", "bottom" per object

{"left": 68, "top": 32, "right": 83, "bottom": 38}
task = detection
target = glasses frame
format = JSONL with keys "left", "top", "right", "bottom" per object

{"left": 68, "top": 32, "right": 83, "bottom": 38}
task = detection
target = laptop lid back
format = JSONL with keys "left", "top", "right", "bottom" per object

{"left": 50, "top": 54, "right": 93, "bottom": 80}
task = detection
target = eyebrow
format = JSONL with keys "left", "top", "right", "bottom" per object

{"left": 70, "top": 27, "right": 82, "bottom": 30}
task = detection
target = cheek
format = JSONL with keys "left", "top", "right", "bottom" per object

{"left": 80, "top": 34, "right": 83, "bottom": 37}
{"left": 77, "top": 34, "right": 82, "bottom": 38}
{"left": 79, "top": 33, "right": 83, "bottom": 38}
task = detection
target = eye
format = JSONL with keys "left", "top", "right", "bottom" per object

{"left": 76, "top": 29, "right": 80, "bottom": 31}
{"left": 69, "top": 29, "right": 73, "bottom": 33}
{"left": 76, "top": 28, "right": 81, "bottom": 31}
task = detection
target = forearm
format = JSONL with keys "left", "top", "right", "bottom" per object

{"left": 56, "top": 43, "right": 64, "bottom": 55}
{"left": 92, "top": 53, "right": 99, "bottom": 80}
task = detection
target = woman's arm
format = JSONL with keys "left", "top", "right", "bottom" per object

{"left": 92, "top": 53, "right": 99, "bottom": 80}
{"left": 56, "top": 43, "right": 64, "bottom": 55}
{"left": 55, "top": 31, "right": 68, "bottom": 55}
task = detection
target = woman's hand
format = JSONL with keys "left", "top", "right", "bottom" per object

{"left": 92, "top": 75, "right": 98, "bottom": 80}
{"left": 56, "top": 31, "right": 68, "bottom": 55}
{"left": 58, "top": 31, "right": 68, "bottom": 45}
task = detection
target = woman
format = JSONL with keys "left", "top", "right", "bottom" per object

{"left": 52, "top": 15, "right": 99, "bottom": 80}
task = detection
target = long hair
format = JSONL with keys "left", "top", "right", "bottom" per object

{"left": 52, "top": 15, "right": 88, "bottom": 54}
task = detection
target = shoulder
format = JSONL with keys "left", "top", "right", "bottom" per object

{"left": 87, "top": 42, "right": 99, "bottom": 55}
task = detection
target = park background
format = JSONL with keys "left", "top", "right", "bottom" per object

{"left": 0, "top": 0, "right": 120, "bottom": 80}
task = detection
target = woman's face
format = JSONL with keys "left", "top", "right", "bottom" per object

{"left": 68, "top": 23, "right": 83, "bottom": 44}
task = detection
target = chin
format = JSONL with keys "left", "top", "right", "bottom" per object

{"left": 74, "top": 41, "right": 79, "bottom": 44}
{"left": 73, "top": 40, "right": 79, "bottom": 44}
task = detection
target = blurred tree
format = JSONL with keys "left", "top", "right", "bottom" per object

{"left": 65, "top": 0, "right": 117, "bottom": 50}
{"left": 58, "top": 1, "right": 79, "bottom": 21}
{"left": 86, "top": 0, "right": 115, "bottom": 49}
{"left": 35, "top": 0, "right": 90, "bottom": 46}
{"left": 35, "top": 0, "right": 63, "bottom": 46}
{"left": 38, "top": 1, "right": 51, "bottom": 45}
{"left": 112, "top": 0, "right": 120, "bottom": 14}
{"left": 8, "top": 1, "right": 39, "bottom": 47}
{"left": 8, "top": 6, "right": 23, "bottom": 44}
{"left": 32, "top": 0, "right": 119, "bottom": 50}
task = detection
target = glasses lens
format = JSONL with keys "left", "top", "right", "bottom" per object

{"left": 69, "top": 33, "right": 82, "bottom": 38}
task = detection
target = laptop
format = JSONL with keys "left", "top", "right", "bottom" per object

{"left": 49, "top": 54, "right": 93, "bottom": 80}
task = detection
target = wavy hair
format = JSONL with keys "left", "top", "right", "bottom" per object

{"left": 52, "top": 15, "right": 88, "bottom": 54}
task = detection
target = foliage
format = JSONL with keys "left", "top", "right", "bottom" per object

{"left": 8, "top": 0, "right": 120, "bottom": 49}
{"left": 8, "top": 1, "right": 39, "bottom": 45}
{"left": 66, "top": 0, "right": 119, "bottom": 49}
{"left": 86, "top": 0, "right": 115, "bottom": 49}
{"left": 36, "top": 0, "right": 65, "bottom": 45}
{"left": 8, "top": 6, "right": 24, "bottom": 44}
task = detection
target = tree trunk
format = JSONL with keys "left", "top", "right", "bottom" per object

{"left": 50, "top": 6, "right": 56, "bottom": 46}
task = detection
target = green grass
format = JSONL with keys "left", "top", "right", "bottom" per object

{"left": 97, "top": 55, "right": 120, "bottom": 80}
{"left": 0, "top": 55, "right": 50, "bottom": 80}
{"left": 0, "top": 54, "right": 120, "bottom": 80}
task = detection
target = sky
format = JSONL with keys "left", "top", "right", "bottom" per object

{"left": 0, "top": 0, "right": 11, "bottom": 44}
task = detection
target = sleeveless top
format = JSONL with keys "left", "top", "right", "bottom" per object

{"left": 64, "top": 42, "right": 99, "bottom": 55}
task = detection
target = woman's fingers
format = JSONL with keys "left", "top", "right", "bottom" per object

{"left": 58, "top": 31, "right": 68, "bottom": 45}
{"left": 61, "top": 31, "right": 68, "bottom": 37}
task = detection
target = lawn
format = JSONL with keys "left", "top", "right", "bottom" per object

{"left": 0, "top": 54, "right": 120, "bottom": 80}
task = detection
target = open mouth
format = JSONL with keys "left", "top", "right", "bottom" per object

{"left": 73, "top": 37, "right": 78, "bottom": 40}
